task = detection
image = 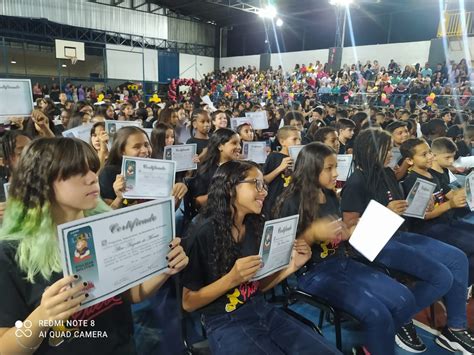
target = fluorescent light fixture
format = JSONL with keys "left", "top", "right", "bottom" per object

{"left": 258, "top": 5, "right": 277, "bottom": 19}
{"left": 276, "top": 18, "right": 283, "bottom": 27}
{"left": 10, "top": 60, "right": 16, "bottom": 64}
{"left": 62, "top": 64, "right": 67, "bottom": 68}
{"left": 329, "top": 0, "right": 354, "bottom": 6}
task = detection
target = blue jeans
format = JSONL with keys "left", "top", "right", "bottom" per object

{"left": 416, "top": 221, "right": 474, "bottom": 285}
{"left": 376, "top": 231, "right": 468, "bottom": 329}
{"left": 202, "top": 296, "right": 341, "bottom": 355}
{"left": 297, "top": 257, "right": 416, "bottom": 355}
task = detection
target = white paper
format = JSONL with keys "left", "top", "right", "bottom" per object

{"left": 454, "top": 156, "right": 474, "bottom": 168}
{"left": 349, "top": 200, "right": 404, "bottom": 262}
{"left": 466, "top": 172, "right": 474, "bottom": 211}
{"left": 337, "top": 154, "right": 353, "bottom": 182}
{"left": 252, "top": 215, "right": 299, "bottom": 280}
{"left": 3, "top": 182, "right": 10, "bottom": 201}
{"left": 0, "top": 79, "right": 33, "bottom": 117}
{"left": 143, "top": 128, "right": 153, "bottom": 140}
{"left": 105, "top": 120, "right": 141, "bottom": 145}
{"left": 201, "top": 96, "right": 217, "bottom": 112}
{"left": 242, "top": 142, "right": 267, "bottom": 164}
{"left": 164, "top": 144, "right": 197, "bottom": 172}
{"left": 448, "top": 170, "right": 458, "bottom": 184}
{"left": 230, "top": 117, "right": 252, "bottom": 130}
{"left": 388, "top": 147, "right": 402, "bottom": 169}
{"left": 403, "top": 178, "right": 437, "bottom": 219}
{"left": 245, "top": 111, "right": 269, "bottom": 130}
{"left": 288, "top": 145, "right": 303, "bottom": 164}
{"left": 121, "top": 157, "right": 176, "bottom": 199}
{"left": 62, "top": 124, "right": 94, "bottom": 143}
{"left": 57, "top": 198, "right": 175, "bottom": 310}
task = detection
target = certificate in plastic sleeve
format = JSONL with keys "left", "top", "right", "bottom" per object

{"left": 164, "top": 144, "right": 197, "bottom": 172}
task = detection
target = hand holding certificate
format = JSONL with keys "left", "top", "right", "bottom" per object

{"left": 164, "top": 144, "right": 197, "bottom": 172}
{"left": 337, "top": 154, "right": 353, "bottom": 181}
{"left": 252, "top": 215, "right": 299, "bottom": 280}
{"left": 466, "top": 171, "right": 474, "bottom": 211}
{"left": 242, "top": 142, "right": 267, "bottom": 164}
{"left": 122, "top": 157, "right": 176, "bottom": 199}
{"left": 403, "top": 178, "right": 437, "bottom": 219}
{"left": 349, "top": 200, "right": 404, "bottom": 261}
{"left": 58, "top": 199, "right": 175, "bottom": 310}
{"left": 288, "top": 145, "right": 303, "bottom": 164}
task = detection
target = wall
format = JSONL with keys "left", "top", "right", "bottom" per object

{"left": 105, "top": 44, "right": 158, "bottom": 81}
{"left": 445, "top": 37, "right": 474, "bottom": 63}
{"left": 179, "top": 53, "right": 215, "bottom": 80}
{"left": 219, "top": 55, "right": 261, "bottom": 71}
{"left": 1, "top": 0, "right": 168, "bottom": 40}
{"left": 270, "top": 49, "right": 328, "bottom": 73}
{"left": 341, "top": 41, "right": 431, "bottom": 67}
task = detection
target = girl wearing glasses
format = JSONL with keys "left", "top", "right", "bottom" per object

{"left": 181, "top": 160, "right": 341, "bottom": 355}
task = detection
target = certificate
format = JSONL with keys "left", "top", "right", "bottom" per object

{"left": 105, "top": 120, "right": 141, "bottom": 147}
{"left": 403, "top": 178, "right": 437, "bottom": 219}
{"left": 121, "top": 157, "right": 176, "bottom": 199}
{"left": 337, "top": 154, "right": 353, "bottom": 181}
{"left": 388, "top": 147, "right": 402, "bottom": 169}
{"left": 288, "top": 145, "right": 303, "bottom": 165}
{"left": 252, "top": 215, "right": 299, "bottom": 281}
{"left": 349, "top": 200, "right": 404, "bottom": 262}
{"left": 164, "top": 144, "right": 197, "bottom": 172}
{"left": 3, "top": 182, "right": 10, "bottom": 201}
{"left": 62, "top": 123, "right": 93, "bottom": 143}
{"left": 58, "top": 198, "right": 175, "bottom": 310}
{"left": 230, "top": 117, "right": 251, "bottom": 130}
{"left": 466, "top": 172, "right": 474, "bottom": 211}
{"left": 0, "top": 79, "right": 33, "bottom": 118}
{"left": 245, "top": 111, "right": 269, "bottom": 130}
{"left": 242, "top": 142, "right": 267, "bottom": 164}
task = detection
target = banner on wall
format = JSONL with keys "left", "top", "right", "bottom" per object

{"left": 0, "top": 79, "right": 33, "bottom": 119}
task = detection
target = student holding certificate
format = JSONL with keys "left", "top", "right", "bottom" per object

{"left": 341, "top": 130, "right": 474, "bottom": 353}
{"left": 274, "top": 142, "right": 418, "bottom": 355}
{"left": 181, "top": 160, "right": 340, "bottom": 355}
{"left": 99, "top": 126, "right": 188, "bottom": 210}
{"left": 0, "top": 138, "right": 188, "bottom": 354}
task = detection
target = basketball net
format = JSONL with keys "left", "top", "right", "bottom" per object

{"left": 66, "top": 55, "right": 78, "bottom": 65}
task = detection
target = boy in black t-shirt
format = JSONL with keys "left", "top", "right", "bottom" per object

{"left": 400, "top": 138, "right": 474, "bottom": 285}
{"left": 336, "top": 118, "right": 355, "bottom": 154}
{"left": 386, "top": 121, "right": 410, "bottom": 180}
{"left": 263, "top": 126, "right": 301, "bottom": 217}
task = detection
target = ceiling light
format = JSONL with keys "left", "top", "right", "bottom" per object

{"left": 258, "top": 5, "right": 277, "bottom": 19}
{"left": 10, "top": 60, "right": 16, "bottom": 64}
{"left": 62, "top": 64, "right": 67, "bottom": 68}
{"left": 329, "top": 0, "right": 354, "bottom": 6}
{"left": 276, "top": 18, "right": 283, "bottom": 27}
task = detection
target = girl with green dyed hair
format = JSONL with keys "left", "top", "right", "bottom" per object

{"left": 0, "top": 137, "right": 189, "bottom": 354}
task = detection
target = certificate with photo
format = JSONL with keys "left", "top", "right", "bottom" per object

{"left": 403, "top": 178, "right": 437, "bottom": 219}
{"left": 252, "top": 215, "right": 299, "bottom": 281}
{"left": 465, "top": 171, "right": 474, "bottom": 211}
{"left": 230, "top": 117, "right": 251, "bottom": 130}
{"left": 62, "top": 123, "right": 94, "bottom": 143}
{"left": 105, "top": 120, "right": 141, "bottom": 147}
{"left": 58, "top": 198, "right": 175, "bottom": 310}
{"left": 245, "top": 111, "right": 269, "bottom": 130}
{"left": 288, "top": 145, "right": 303, "bottom": 166}
{"left": 164, "top": 144, "right": 197, "bottom": 172}
{"left": 337, "top": 154, "right": 353, "bottom": 181}
{"left": 121, "top": 157, "right": 176, "bottom": 199}
{"left": 242, "top": 142, "right": 267, "bottom": 164}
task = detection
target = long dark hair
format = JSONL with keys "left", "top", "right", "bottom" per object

{"left": 352, "top": 128, "right": 404, "bottom": 201}
{"left": 274, "top": 142, "right": 336, "bottom": 235}
{"left": 203, "top": 160, "right": 264, "bottom": 278}
{"left": 198, "top": 128, "right": 238, "bottom": 175}
{"left": 151, "top": 123, "right": 174, "bottom": 159}
{"left": 107, "top": 126, "right": 149, "bottom": 166}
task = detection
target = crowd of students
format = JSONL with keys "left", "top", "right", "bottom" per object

{"left": 0, "top": 73, "right": 474, "bottom": 355}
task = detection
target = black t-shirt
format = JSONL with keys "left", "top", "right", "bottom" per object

{"left": 447, "top": 125, "right": 463, "bottom": 140}
{"left": 0, "top": 242, "right": 135, "bottom": 355}
{"left": 401, "top": 170, "right": 451, "bottom": 231}
{"left": 181, "top": 218, "right": 260, "bottom": 316}
{"left": 263, "top": 152, "right": 291, "bottom": 218}
{"left": 456, "top": 140, "right": 472, "bottom": 159}
{"left": 341, "top": 168, "right": 404, "bottom": 214}
{"left": 186, "top": 137, "right": 209, "bottom": 155}
{"left": 99, "top": 165, "right": 121, "bottom": 201}
{"left": 429, "top": 168, "right": 452, "bottom": 195}
{"left": 192, "top": 164, "right": 218, "bottom": 198}
{"left": 278, "top": 189, "right": 347, "bottom": 264}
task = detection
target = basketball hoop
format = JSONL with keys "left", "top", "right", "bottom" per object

{"left": 67, "top": 56, "right": 78, "bottom": 65}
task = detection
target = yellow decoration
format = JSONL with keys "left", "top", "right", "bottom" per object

{"left": 149, "top": 94, "right": 161, "bottom": 103}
